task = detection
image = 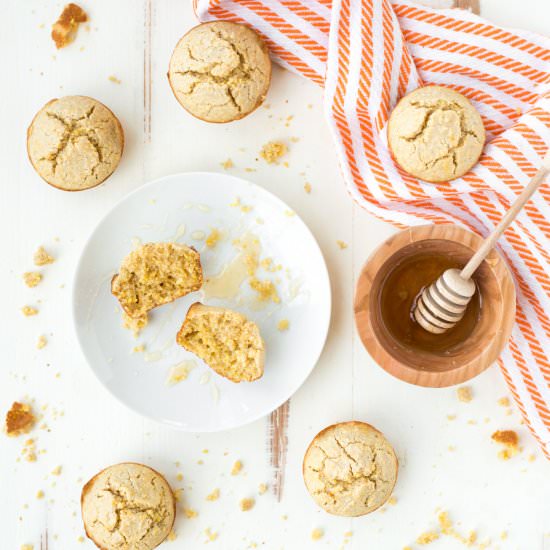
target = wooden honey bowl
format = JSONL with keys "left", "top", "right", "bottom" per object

{"left": 354, "top": 224, "right": 516, "bottom": 387}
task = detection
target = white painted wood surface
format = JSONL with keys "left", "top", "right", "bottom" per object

{"left": 2, "top": 1, "right": 549, "bottom": 549}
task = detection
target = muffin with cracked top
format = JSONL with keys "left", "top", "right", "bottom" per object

{"left": 81, "top": 462, "right": 175, "bottom": 550}
{"left": 387, "top": 85, "right": 485, "bottom": 183}
{"left": 303, "top": 421, "right": 398, "bottom": 516}
{"left": 27, "top": 95, "right": 124, "bottom": 191}
{"left": 168, "top": 21, "right": 272, "bottom": 123}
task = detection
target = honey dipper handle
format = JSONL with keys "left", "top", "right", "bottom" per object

{"left": 460, "top": 151, "right": 550, "bottom": 281}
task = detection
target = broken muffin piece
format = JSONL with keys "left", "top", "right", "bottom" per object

{"left": 51, "top": 3, "right": 88, "bottom": 49}
{"left": 176, "top": 303, "right": 264, "bottom": 383}
{"left": 5, "top": 402, "right": 36, "bottom": 437}
{"left": 112, "top": 243, "right": 203, "bottom": 319}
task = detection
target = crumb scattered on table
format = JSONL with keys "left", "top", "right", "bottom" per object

{"left": 206, "top": 488, "right": 220, "bottom": 501}
{"left": 108, "top": 75, "right": 121, "bottom": 84}
{"left": 336, "top": 240, "right": 348, "bottom": 250}
{"left": 304, "top": 182, "right": 312, "bottom": 194}
{"left": 204, "top": 528, "right": 218, "bottom": 542}
{"left": 258, "top": 483, "right": 268, "bottom": 495}
{"left": 260, "top": 141, "right": 288, "bottom": 164}
{"left": 311, "top": 528, "right": 324, "bottom": 541}
{"left": 240, "top": 497, "right": 255, "bottom": 511}
{"left": 221, "top": 159, "right": 234, "bottom": 170}
{"left": 231, "top": 460, "right": 242, "bottom": 476}
{"left": 36, "top": 490, "right": 45, "bottom": 499}
{"left": 416, "top": 531, "right": 439, "bottom": 545}
{"left": 34, "top": 246, "right": 55, "bottom": 266}
{"left": 497, "top": 397, "right": 510, "bottom": 407}
{"left": 23, "top": 272, "right": 42, "bottom": 288}
{"left": 492, "top": 429, "right": 519, "bottom": 460}
{"left": 184, "top": 507, "right": 198, "bottom": 518}
{"left": 51, "top": 465, "right": 62, "bottom": 476}
{"left": 6, "top": 402, "right": 36, "bottom": 436}
{"left": 51, "top": 3, "right": 88, "bottom": 49}
{"left": 22, "top": 306, "right": 38, "bottom": 317}
{"left": 457, "top": 386, "right": 472, "bottom": 403}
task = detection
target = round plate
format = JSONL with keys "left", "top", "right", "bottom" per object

{"left": 73, "top": 172, "right": 331, "bottom": 431}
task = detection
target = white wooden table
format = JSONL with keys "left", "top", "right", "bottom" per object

{"left": 3, "top": 1, "right": 550, "bottom": 549}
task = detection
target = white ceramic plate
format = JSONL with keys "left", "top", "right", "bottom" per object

{"left": 73, "top": 172, "right": 331, "bottom": 431}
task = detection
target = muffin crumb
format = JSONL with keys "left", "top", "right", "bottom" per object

{"left": 221, "top": 159, "right": 234, "bottom": 170}
{"left": 416, "top": 531, "right": 439, "bottom": 545}
{"left": 108, "top": 75, "right": 121, "bottom": 84}
{"left": 204, "top": 528, "right": 218, "bottom": 542}
{"left": 277, "top": 319, "right": 289, "bottom": 331}
{"left": 497, "top": 397, "right": 510, "bottom": 407}
{"left": 6, "top": 402, "right": 36, "bottom": 436}
{"left": 184, "top": 507, "right": 198, "bottom": 518}
{"left": 491, "top": 430, "right": 519, "bottom": 459}
{"left": 231, "top": 460, "right": 242, "bottom": 476}
{"left": 34, "top": 246, "right": 55, "bottom": 266}
{"left": 206, "top": 488, "right": 220, "bottom": 501}
{"left": 311, "top": 528, "right": 324, "bottom": 541}
{"left": 22, "top": 306, "right": 39, "bottom": 317}
{"left": 51, "top": 3, "right": 88, "bottom": 49}
{"left": 36, "top": 490, "right": 45, "bottom": 499}
{"left": 206, "top": 229, "right": 222, "bottom": 249}
{"left": 240, "top": 497, "right": 255, "bottom": 511}
{"left": 337, "top": 240, "right": 348, "bottom": 250}
{"left": 23, "top": 272, "right": 42, "bottom": 288}
{"left": 457, "top": 386, "right": 472, "bottom": 402}
{"left": 304, "top": 182, "right": 312, "bottom": 194}
{"left": 260, "top": 141, "right": 287, "bottom": 164}
{"left": 258, "top": 483, "right": 268, "bottom": 495}
{"left": 51, "top": 465, "right": 62, "bottom": 476}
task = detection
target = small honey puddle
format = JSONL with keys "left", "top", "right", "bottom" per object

{"left": 202, "top": 233, "right": 261, "bottom": 300}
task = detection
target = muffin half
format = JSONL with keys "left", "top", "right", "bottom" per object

{"left": 176, "top": 303, "right": 264, "bottom": 383}
{"left": 112, "top": 242, "right": 203, "bottom": 318}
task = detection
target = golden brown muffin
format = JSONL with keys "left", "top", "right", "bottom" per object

{"left": 176, "top": 303, "right": 264, "bottom": 383}
{"left": 27, "top": 96, "right": 124, "bottom": 191}
{"left": 303, "top": 421, "right": 398, "bottom": 516}
{"left": 112, "top": 243, "right": 203, "bottom": 319}
{"left": 81, "top": 462, "right": 175, "bottom": 550}
{"left": 168, "top": 21, "right": 272, "bottom": 123}
{"left": 387, "top": 85, "right": 485, "bottom": 183}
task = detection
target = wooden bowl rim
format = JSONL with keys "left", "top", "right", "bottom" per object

{"left": 354, "top": 224, "right": 516, "bottom": 388}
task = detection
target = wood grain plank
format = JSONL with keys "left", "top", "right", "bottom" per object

{"left": 453, "top": 0, "right": 480, "bottom": 14}
{"left": 40, "top": 529, "right": 48, "bottom": 550}
{"left": 268, "top": 400, "right": 290, "bottom": 502}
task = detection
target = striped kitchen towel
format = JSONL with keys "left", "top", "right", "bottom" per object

{"left": 194, "top": 0, "right": 550, "bottom": 458}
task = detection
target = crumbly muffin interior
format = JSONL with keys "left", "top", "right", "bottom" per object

{"left": 112, "top": 243, "right": 202, "bottom": 318}
{"left": 177, "top": 306, "right": 264, "bottom": 382}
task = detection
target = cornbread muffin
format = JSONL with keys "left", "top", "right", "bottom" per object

{"left": 303, "top": 421, "right": 398, "bottom": 516}
{"left": 176, "top": 303, "right": 264, "bottom": 383}
{"left": 112, "top": 243, "right": 203, "bottom": 318}
{"left": 27, "top": 96, "right": 124, "bottom": 191}
{"left": 81, "top": 463, "right": 175, "bottom": 550}
{"left": 388, "top": 85, "right": 485, "bottom": 182}
{"left": 168, "top": 21, "right": 271, "bottom": 123}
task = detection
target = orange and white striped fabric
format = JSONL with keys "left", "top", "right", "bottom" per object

{"left": 194, "top": 0, "right": 550, "bottom": 458}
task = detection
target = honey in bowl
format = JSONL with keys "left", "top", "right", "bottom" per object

{"left": 379, "top": 253, "right": 481, "bottom": 354}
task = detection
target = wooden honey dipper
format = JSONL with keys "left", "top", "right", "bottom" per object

{"left": 414, "top": 151, "right": 550, "bottom": 335}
